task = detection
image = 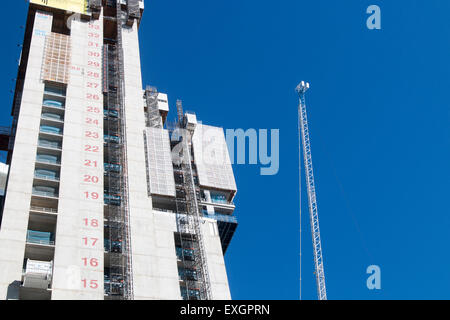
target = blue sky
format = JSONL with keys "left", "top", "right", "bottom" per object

{"left": 2, "top": 0, "right": 450, "bottom": 299}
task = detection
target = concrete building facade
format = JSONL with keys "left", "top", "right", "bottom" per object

{"left": 0, "top": 0, "right": 238, "bottom": 300}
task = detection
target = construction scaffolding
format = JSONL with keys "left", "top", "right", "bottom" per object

{"left": 172, "top": 101, "right": 212, "bottom": 300}
{"left": 42, "top": 33, "right": 71, "bottom": 84}
{"left": 102, "top": 2, "right": 134, "bottom": 300}
{"left": 127, "top": 0, "right": 141, "bottom": 20}
{"left": 89, "top": 0, "right": 102, "bottom": 11}
{"left": 145, "top": 86, "right": 163, "bottom": 128}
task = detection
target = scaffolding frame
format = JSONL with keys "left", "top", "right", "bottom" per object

{"left": 145, "top": 86, "right": 162, "bottom": 128}
{"left": 172, "top": 106, "right": 212, "bottom": 300}
{"left": 127, "top": 0, "right": 141, "bottom": 20}
{"left": 42, "top": 33, "right": 71, "bottom": 84}
{"left": 89, "top": 0, "right": 102, "bottom": 11}
{"left": 102, "top": 2, "right": 134, "bottom": 299}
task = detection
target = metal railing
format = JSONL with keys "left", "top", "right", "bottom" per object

{"left": 40, "top": 128, "right": 63, "bottom": 136}
{"left": 30, "top": 206, "right": 58, "bottom": 214}
{"left": 41, "top": 115, "right": 64, "bottom": 123}
{"left": 42, "top": 103, "right": 65, "bottom": 110}
{"left": 38, "top": 141, "right": 62, "bottom": 150}
{"left": 201, "top": 198, "right": 235, "bottom": 206}
{"left": 26, "top": 236, "right": 55, "bottom": 246}
{"left": 35, "top": 158, "right": 61, "bottom": 165}
{"left": 153, "top": 208, "right": 175, "bottom": 214}
{"left": 34, "top": 173, "right": 60, "bottom": 182}
{"left": 44, "top": 90, "right": 66, "bottom": 98}
{"left": 32, "top": 190, "right": 58, "bottom": 198}
{"left": 204, "top": 212, "right": 237, "bottom": 224}
{"left": 26, "top": 238, "right": 55, "bottom": 246}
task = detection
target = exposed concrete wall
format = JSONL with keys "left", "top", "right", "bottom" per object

{"left": 148, "top": 212, "right": 232, "bottom": 300}
{"left": 121, "top": 21, "right": 158, "bottom": 299}
{"left": 0, "top": 11, "right": 53, "bottom": 300}
{"left": 121, "top": 21, "right": 183, "bottom": 299}
{"left": 202, "top": 218, "right": 232, "bottom": 300}
{"left": 51, "top": 14, "right": 105, "bottom": 300}
{"left": 151, "top": 211, "right": 182, "bottom": 299}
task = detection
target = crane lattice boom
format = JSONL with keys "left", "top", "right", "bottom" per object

{"left": 296, "top": 81, "right": 327, "bottom": 300}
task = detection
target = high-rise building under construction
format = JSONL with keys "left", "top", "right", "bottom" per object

{"left": 0, "top": 0, "right": 238, "bottom": 300}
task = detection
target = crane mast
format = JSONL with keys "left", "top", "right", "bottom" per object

{"left": 296, "top": 81, "right": 327, "bottom": 300}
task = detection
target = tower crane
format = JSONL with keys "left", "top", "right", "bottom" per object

{"left": 296, "top": 81, "right": 327, "bottom": 300}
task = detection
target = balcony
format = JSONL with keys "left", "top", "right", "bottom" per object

{"left": 201, "top": 208, "right": 237, "bottom": 253}
{"left": 22, "top": 259, "right": 53, "bottom": 290}
{"left": 40, "top": 125, "right": 63, "bottom": 138}
{"left": 44, "top": 87, "right": 66, "bottom": 99}
{"left": 31, "top": 190, "right": 58, "bottom": 198}
{"left": 202, "top": 211, "right": 237, "bottom": 224}
{"left": 34, "top": 169, "right": 60, "bottom": 185}
{"left": 43, "top": 99, "right": 65, "bottom": 110}
{"left": 34, "top": 174, "right": 59, "bottom": 183}
{"left": 30, "top": 190, "right": 58, "bottom": 214}
{"left": 41, "top": 112, "right": 64, "bottom": 123}
{"left": 25, "top": 230, "right": 55, "bottom": 262}
{"left": 38, "top": 139, "right": 62, "bottom": 152}
{"left": 30, "top": 206, "right": 57, "bottom": 215}
{"left": 32, "top": 186, "right": 59, "bottom": 199}
{"left": 210, "top": 194, "right": 228, "bottom": 204}
{"left": 200, "top": 192, "right": 235, "bottom": 209}
{"left": 26, "top": 230, "right": 55, "bottom": 246}
{"left": 35, "top": 154, "right": 61, "bottom": 167}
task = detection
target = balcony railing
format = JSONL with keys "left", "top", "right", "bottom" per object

{"left": 38, "top": 141, "right": 62, "bottom": 150}
{"left": 30, "top": 206, "right": 58, "bottom": 214}
{"left": 32, "top": 190, "right": 58, "bottom": 198}
{"left": 41, "top": 115, "right": 64, "bottom": 123}
{"left": 26, "top": 231, "right": 55, "bottom": 246}
{"left": 210, "top": 196, "right": 228, "bottom": 204}
{"left": 26, "top": 238, "right": 55, "bottom": 246}
{"left": 43, "top": 100, "right": 65, "bottom": 109}
{"left": 202, "top": 212, "right": 237, "bottom": 224}
{"left": 42, "top": 104, "right": 65, "bottom": 110}
{"left": 44, "top": 90, "right": 66, "bottom": 98}
{"left": 34, "top": 173, "right": 60, "bottom": 182}
{"left": 201, "top": 197, "right": 234, "bottom": 206}
{"left": 40, "top": 128, "right": 63, "bottom": 136}
{"left": 35, "top": 158, "right": 61, "bottom": 165}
